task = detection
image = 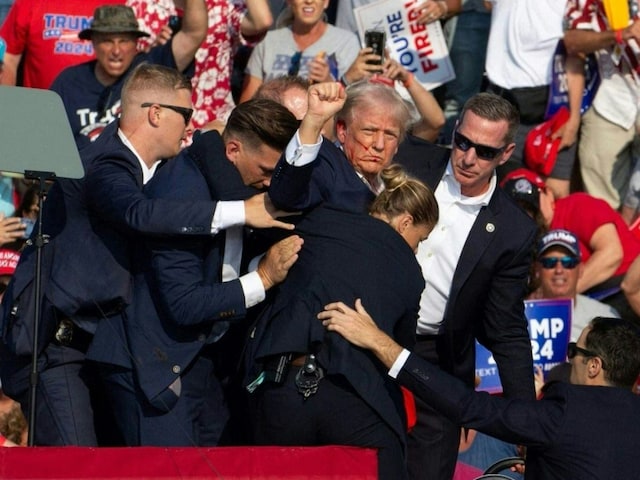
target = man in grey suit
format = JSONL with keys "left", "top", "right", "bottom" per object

{"left": 320, "top": 305, "right": 640, "bottom": 480}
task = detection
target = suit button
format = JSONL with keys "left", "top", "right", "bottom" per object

{"left": 172, "top": 365, "right": 181, "bottom": 374}
{"left": 198, "top": 334, "right": 206, "bottom": 342}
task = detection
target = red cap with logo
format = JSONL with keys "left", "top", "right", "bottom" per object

{"left": 524, "top": 106, "right": 570, "bottom": 177}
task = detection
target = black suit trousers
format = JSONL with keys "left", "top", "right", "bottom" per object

{"left": 251, "top": 366, "right": 407, "bottom": 480}
{"left": 407, "top": 336, "right": 460, "bottom": 480}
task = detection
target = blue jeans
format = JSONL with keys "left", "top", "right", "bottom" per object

{"left": 440, "top": 10, "right": 492, "bottom": 144}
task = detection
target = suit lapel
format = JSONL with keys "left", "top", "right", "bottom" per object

{"left": 449, "top": 194, "right": 502, "bottom": 305}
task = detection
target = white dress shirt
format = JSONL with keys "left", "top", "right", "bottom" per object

{"left": 416, "top": 162, "right": 495, "bottom": 335}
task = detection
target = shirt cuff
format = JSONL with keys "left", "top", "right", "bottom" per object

{"left": 248, "top": 252, "right": 265, "bottom": 273}
{"left": 388, "top": 349, "right": 411, "bottom": 379}
{"left": 211, "top": 201, "right": 245, "bottom": 234}
{"left": 284, "top": 130, "right": 322, "bottom": 166}
{"left": 239, "top": 271, "right": 266, "bottom": 308}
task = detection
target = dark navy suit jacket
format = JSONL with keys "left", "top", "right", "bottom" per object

{"left": 87, "top": 130, "right": 257, "bottom": 408}
{"left": 245, "top": 205, "right": 425, "bottom": 444}
{"left": 394, "top": 136, "right": 536, "bottom": 399}
{"left": 398, "top": 352, "right": 640, "bottom": 479}
{"left": 269, "top": 138, "right": 375, "bottom": 213}
{"left": 268, "top": 133, "right": 536, "bottom": 399}
{"left": 1, "top": 122, "right": 216, "bottom": 363}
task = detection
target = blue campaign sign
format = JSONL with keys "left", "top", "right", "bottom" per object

{"left": 545, "top": 40, "right": 600, "bottom": 119}
{"left": 476, "top": 298, "right": 572, "bottom": 394}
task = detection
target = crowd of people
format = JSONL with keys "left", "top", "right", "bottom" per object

{"left": 0, "top": 0, "right": 639, "bottom": 479}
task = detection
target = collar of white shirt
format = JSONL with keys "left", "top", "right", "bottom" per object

{"left": 118, "top": 128, "right": 161, "bottom": 185}
{"left": 440, "top": 160, "right": 495, "bottom": 206}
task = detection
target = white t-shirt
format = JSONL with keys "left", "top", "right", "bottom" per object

{"left": 571, "top": 294, "right": 620, "bottom": 341}
{"left": 245, "top": 24, "right": 360, "bottom": 82}
{"left": 485, "top": 0, "right": 567, "bottom": 89}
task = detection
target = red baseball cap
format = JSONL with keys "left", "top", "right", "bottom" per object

{"left": 500, "top": 167, "right": 547, "bottom": 189}
{"left": 524, "top": 106, "right": 570, "bottom": 177}
{"left": 500, "top": 168, "right": 546, "bottom": 211}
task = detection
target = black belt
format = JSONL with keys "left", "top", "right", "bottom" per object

{"left": 52, "top": 318, "right": 93, "bottom": 353}
{"left": 486, "top": 82, "right": 547, "bottom": 98}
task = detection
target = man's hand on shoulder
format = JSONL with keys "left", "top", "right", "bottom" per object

{"left": 244, "top": 193, "right": 298, "bottom": 230}
{"left": 257, "top": 234, "right": 304, "bottom": 290}
{"left": 318, "top": 299, "right": 403, "bottom": 369}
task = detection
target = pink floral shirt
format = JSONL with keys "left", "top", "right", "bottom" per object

{"left": 127, "top": 0, "right": 250, "bottom": 129}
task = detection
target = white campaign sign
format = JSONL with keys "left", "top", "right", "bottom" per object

{"left": 355, "top": 0, "right": 455, "bottom": 90}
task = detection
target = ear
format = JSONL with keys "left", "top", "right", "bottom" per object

{"left": 335, "top": 120, "right": 347, "bottom": 145}
{"left": 147, "top": 104, "right": 161, "bottom": 127}
{"left": 225, "top": 138, "right": 241, "bottom": 163}
{"left": 587, "top": 356, "right": 603, "bottom": 380}
{"left": 497, "top": 143, "right": 516, "bottom": 166}
{"left": 396, "top": 213, "right": 414, "bottom": 233}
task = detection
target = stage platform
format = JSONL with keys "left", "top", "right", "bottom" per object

{"left": 0, "top": 445, "right": 377, "bottom": 479}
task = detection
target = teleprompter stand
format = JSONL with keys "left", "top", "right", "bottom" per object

{"left": 0, "top": 86, "right": 83, "bottom": 446}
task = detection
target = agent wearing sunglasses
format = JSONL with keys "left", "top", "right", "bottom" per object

{"left": 0, "top": 64, "right": 298, "bottom": 447}
{"left": 388, "top": 92, "right": 539, "bottom": 480}
{"left": 534, "top": 229, "right": 620, "bottom": 342}
{"left": 321, "top": 296, "right": 640, "bottom": 480}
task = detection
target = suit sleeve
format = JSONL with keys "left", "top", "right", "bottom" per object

{"left": 397, "top": 353, "right": 564, "bottom": 447}
{"left": 147, "top": 235, "right": 247, "bottom": 327}
{"left": 84, "top": 156, "right": 216, "bottom": 236}
{"left": 478, "top": 222, "right": 537, "bottom": 400}
{"left": 142, "top": 157, "right": 248, "bottom": 327}
{"left": 269, "top": 139, "right": 342, "bottom": 211}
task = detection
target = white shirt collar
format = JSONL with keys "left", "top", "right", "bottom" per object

{"left": 442, "top": 160, "right": 495, "bottom": 207}
{"left": 118, "top": 128, "right": 161, "bottom": 185}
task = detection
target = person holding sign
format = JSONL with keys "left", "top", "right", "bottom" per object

{"left": 320, "top": 302, "right": 640, "bottom": 480}
{"left": 501, "top": 168, "right": 640, "bottom": 325}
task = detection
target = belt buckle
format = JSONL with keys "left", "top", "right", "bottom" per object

{"left": 294, "top": 354, "right": 324, "bottom": 399}
{"left": 54, "top": 318, "right": 74, "bottom": 346}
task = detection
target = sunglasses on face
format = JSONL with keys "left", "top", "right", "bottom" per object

{"left": 453, "top": 130, "right": 508, "bottom": 160}
{"left": 538, "top": 256, "right": 580, "bottom": 269}
{"left": 288, "top": 51, "right": 302, "bottom": 76}
{"left": 567, "top": 342, "right": 606, "bottom": 369}
{"left": 140, "top": 102, "right": 194, "bottom": 125}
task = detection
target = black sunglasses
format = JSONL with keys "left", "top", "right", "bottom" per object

{"left": 288, "top": 51, "right": 302, "bottom": 76}
{"left": 567, "top": 342, "right": 606, "bottom": 369}
{"left": 453, "top": 130, "right": 508, "bottom": 160}
{"left": 538, "top": 256, "right": 580, "bottom": 269}
{"left": 141, "top": 102, "right": 194, "bottom": 125}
